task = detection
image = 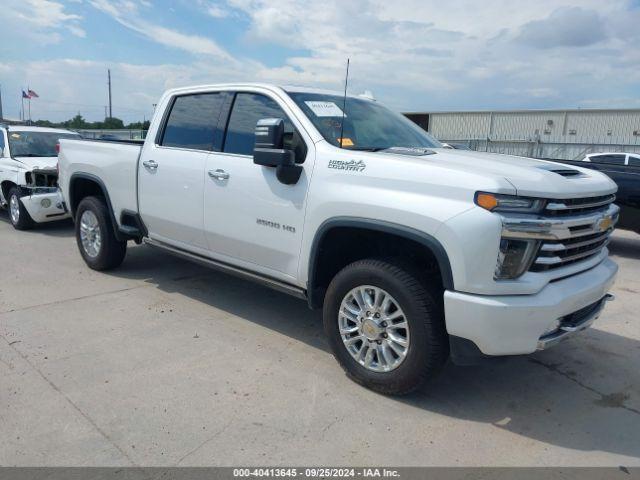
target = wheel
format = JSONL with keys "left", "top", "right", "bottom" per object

{"left": 323, "top": 259, "right": 448, "bottom": 395}
{"left": 75, "top": 196, "right": 127, "bottom": 270}
{"left": 8, "top": 187, "right": 34, "bottom": 230}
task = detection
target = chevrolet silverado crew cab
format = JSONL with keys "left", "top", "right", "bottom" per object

{"left": 58, "top": 84, "right": 619, "bottom": 395}
{"left": 1, "top": 125, "right": 79, "bottom": 229}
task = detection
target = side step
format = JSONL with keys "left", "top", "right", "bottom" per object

{"left": 143, "top": 238, "right": 307, "bottom": 300}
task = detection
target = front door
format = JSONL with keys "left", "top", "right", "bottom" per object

{"left": 139, "top": 92, "right": 225, "bottom": 250}
{"left": 203, "top": 91, "right": 313, "bottom": 281}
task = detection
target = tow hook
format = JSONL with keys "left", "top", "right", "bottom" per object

{"left": 605, "top": 293, "right": 615, "bottom": 302}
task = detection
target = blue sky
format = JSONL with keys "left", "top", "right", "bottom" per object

{"left": 0, "top": 0, "right": 639, "bottom": 122}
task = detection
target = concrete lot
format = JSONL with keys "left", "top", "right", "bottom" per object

{"left": 1, "top": 212, "right": 639, "bottom": 467}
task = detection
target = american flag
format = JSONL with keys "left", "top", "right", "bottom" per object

{"left": 27, "top": 89, "right": 39, "bottom": 98}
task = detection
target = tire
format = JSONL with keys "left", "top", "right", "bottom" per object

{"left": 8, "top": 187, "right": 34, "bottom": 230}
{"left": 75, "top": 196, "right": 127, "bottom": 270}
{"left": 323, "top": 258, "right": 448, "bottom": 395}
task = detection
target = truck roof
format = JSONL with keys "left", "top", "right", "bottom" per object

{"left": 162, "top": 83, "right": 366, "bottom": 100}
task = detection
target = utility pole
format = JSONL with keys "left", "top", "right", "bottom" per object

{"left": 104, "top": 106, "right": 108, "bottom": 119}
{"left": 107, "top": 69, "right": 112, "bottom": 118}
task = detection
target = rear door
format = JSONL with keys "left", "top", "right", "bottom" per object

{"left": 138, "top": 92, "right": 225, "bottom": 250}
{"left": 202, "top": 90, "right": 312, "bottom": 281}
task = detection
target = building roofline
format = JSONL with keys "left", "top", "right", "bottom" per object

{"left": 404, "top": 108, "right": 640, "bottom": 115}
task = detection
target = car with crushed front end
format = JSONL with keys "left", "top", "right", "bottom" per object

{"left": 0, "top": 125, "right": 80, "bottom": 230}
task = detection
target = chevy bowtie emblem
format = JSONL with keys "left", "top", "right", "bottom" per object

{"left": 598, "top": 216, "right": 613, "bottom": 232}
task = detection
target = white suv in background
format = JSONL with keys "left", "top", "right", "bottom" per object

{"left": 0, "top": 125, "right": 79, "bottom": 229}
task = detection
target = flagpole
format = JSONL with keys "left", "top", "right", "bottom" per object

{"left": 28, "top": 85, "right": 31, "bottom": 123}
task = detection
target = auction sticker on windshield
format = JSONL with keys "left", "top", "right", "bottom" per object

{"left": 305, "top": 101, "right": 346, "bottom": 117}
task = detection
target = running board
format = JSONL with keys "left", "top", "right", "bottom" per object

{"left": 143, "top": 238, "right": 307, "bottom": 300}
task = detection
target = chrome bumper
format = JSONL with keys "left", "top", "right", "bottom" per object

{"left": 537, "top": 293, "right": 615, "bottom": 350}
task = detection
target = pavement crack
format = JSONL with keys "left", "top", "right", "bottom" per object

{"left": 0, "top": 285, "right": 151, "bottom": 315}
{"left": 530, "top": 358, "right": 640, "bottom": 416}
{"left": 175, "top": 418, "right": 234, "bottom": 465}
{"left": 1, "top": 335, "right": 136, "bottom": 465}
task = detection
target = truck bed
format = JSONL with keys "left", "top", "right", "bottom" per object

{"left": 58, "top": 138, "right": 142, "bottom": 226}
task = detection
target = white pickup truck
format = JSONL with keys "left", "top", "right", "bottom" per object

{"left": 1, "top": 125, "right": 79, "bottom": 229}
{"left": 58, "top": 84, "right": 619, "bottom": 394}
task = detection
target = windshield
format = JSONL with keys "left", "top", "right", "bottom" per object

{"left": 287, "top": 92, "right": 442, "bottom": 151}
{"left": 8, "top": 131, "right": 79, "bottom": 157}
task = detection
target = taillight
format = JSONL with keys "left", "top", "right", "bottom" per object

{"left": 55, "top": 142, "right": 60, "bottom": 153}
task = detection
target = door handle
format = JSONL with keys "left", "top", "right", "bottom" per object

{"left": 208, "top": 169, "right": 230, "bottom": 180}
{"left": 143, "top": 160, "right": 158, "bottom": 170}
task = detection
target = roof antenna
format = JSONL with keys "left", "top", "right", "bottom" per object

{"left": 339, "top": 58, "right": 350, "bottom": 148}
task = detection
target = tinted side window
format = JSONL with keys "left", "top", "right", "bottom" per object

{"left": 629, "top": 156, "right": 640, "bottom": 167}
{"left": 0, "top": 132, "right": 5, "bottom": 152}
{"left": 590, "top": 154, "right": 626, "bottom": 166}
{"left": 160, "top": 93, "right": 223, "bottom": 150}
{"left": 223, "top": 93, "right": 306, "bottom": 162}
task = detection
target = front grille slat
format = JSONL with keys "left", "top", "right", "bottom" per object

{"left": 529, "top": 194, "right": 616, "bottom": 272}
{"left": 539, "top": 230, "right": 611, "bottom": 253}
{"left": 544, "top": 194, "right": 615, "bottom": 217}
{"left": 534, "top": 240, "right": 610, "bottom": 266}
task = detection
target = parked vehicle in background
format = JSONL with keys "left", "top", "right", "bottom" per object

{"left": 547, "top": 152, "right": 640, "bottom": 233}
{"left": 59, "top": 84, "right": 619, "bottom": 395}
{"left": 0, "top": 125, "right": 80, "bottom": 229}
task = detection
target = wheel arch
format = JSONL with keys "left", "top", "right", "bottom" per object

{"left": 68, "top": 173, "right": 123, "bottom": 240}
{"left": 1, "top": 180, "right": 18, "bottom": 202}
{"left": 306, "top": 217, "right": 454, "bottom": 309}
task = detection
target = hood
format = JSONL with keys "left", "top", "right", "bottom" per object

{"left": 423, "top": 149, "right": 617, "bottom": 199}
{"left": 13, "top": 156, "right": 58, "bottom": 171}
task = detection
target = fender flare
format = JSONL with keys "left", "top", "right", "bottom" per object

{"left": 68, "top": 172, "right": 124, "bottom": 241}
{"left": 306, "top": 217, "right": 454, "bottom": 309}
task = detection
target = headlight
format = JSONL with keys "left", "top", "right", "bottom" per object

{"left": 495, "top": 238, "right": 539, "bottom": 279}
{"left": 475, "top": 192, "right": 545, "bottom": 213}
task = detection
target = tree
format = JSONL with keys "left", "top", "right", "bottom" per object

{"left": 102, "top": 117, "right": 125, "bottom": 129}
{"left": 66, "top": 114, "right": 88, "bottom": 129}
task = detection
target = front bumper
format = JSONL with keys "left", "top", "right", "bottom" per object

{"left": 19, "top": 188, "right": 70, "bottom": 223}
{"left": 444, "top": 258, "right": 618, "bottom": 356}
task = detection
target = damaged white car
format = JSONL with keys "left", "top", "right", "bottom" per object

{"left": 0, "top": 125, "right": 79, "bottom": 230}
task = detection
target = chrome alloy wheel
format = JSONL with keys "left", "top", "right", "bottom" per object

{"left": 339, "top": 285, "right": 410, "bottom": 372}
{"left": 79, "top": 210, "right": 102, "bottom": 258}
{"left": 9, "top": 194, "right": 20, "bottom": 224}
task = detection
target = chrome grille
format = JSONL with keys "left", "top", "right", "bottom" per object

{"left": 530, "top": 194, "right": 617, "bottom": 272}
{"left": 531, "top": 229, "right": 612, "bottom": 271}
{"left": 544, "top": 194, "right": 615, "bottom": 217}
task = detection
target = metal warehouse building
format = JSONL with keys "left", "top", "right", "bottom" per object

{"left": 404, "top": 109, "right": 640, "bottom": 160}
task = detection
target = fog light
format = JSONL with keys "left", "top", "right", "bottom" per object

{"left": 495, "top": 239, "right": 539, "bottom": 279}
{"left": 40, "top": 198, "right": 52, "bottom": 208}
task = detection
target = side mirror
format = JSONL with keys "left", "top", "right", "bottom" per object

{"left": 253, "top": 118, "right": 302, "bottom": 185}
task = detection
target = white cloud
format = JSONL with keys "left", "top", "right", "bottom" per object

{"left": 2, "top": 0, "right": 639, "bottom": 121}
{"left": 206, "top": 3, "right": 230, "bottom": 18}
{"left": 0, "top": 0, "right": 84, "bottom": 43}
{"left": 89, "top": 0, "right": 233, "bottom": 59}
{"left": 516, "top": 7, "right": 606, "bottom": 48}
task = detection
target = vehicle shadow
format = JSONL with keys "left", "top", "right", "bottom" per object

{"left": 108, "top": 244, "right": 640, "bottom": 460}
{"left": 0, "top": 210, "right": 75, "bottom": 237}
